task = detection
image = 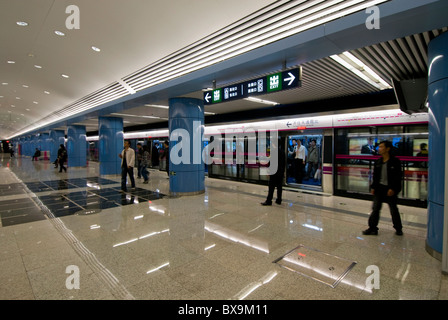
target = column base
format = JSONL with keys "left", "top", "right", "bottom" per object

{"left": 169, "top": 189, "right": 205, "bottom": 197}
{"left": 425, "top": 240, "right": 442, "bottom": 261}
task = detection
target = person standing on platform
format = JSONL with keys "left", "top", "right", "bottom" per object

{"left": 261, "top": 140, "right": 285, "bottom": 206}
{"left": 151, "top": 142, "right": 160, "bottom": 168}
{"left": 57, "top": 144, "right": 67, "bottom": 173}
{"left": 363, "top": 140, "right": 403, "bottom": 236}
{"left": 305, "top": 139, "right": 319, "bottom": 181}
{"left": 295, "top": 139, "right": 306, "bottom": 183}
{"left": 136, "top": 143, "right": 143, "bottom": 179}
{"left": 119, "top": 140, "right": 136, "bottom": 192}
{"left": 141, "top": 145, "right": 150, "bottom": 184}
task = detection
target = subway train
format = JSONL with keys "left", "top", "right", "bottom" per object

{"left": 87, "top": 108, "right": 429, "bottom": 207}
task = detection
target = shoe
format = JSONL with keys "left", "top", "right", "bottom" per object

{"left": 275, "top": 199, "right": 282, "bottom": 205}
{"left": 362, "top": 228, "right": 378, "bottom": 235}
{"left": 395, "top": 230, "right": 403, "bottom": 236}
{"left": 143, "top": 180, "right": 149, "bottom": 184}
{"left": 261, "top": 201, "right": 272, "bottom": 206}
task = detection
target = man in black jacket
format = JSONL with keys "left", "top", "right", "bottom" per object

{"left": 262, "top": 139, "right": 286, "bottom": 206}
{"left": 363, "top": 140, "right": 403, "bottom": 236}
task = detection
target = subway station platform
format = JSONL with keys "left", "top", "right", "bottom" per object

{"left": 0, "top": 155, "right": 447, "bottom": 300}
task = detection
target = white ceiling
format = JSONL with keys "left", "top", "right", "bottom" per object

{"left": 0, "top": 0, "right": 275, "bottom": 138}
{"left": 1, "top": 0, "right": 446, "bottom": 139}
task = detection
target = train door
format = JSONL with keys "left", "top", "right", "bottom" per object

{"left": 284, "top": 131, "right": 323, "bottom": 190}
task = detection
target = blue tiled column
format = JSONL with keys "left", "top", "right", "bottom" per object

{"left": 23, "top": 136, "right": 30, "bottom": 156}
{"left": 168, "top": 97, "right": 204, "bottom": 196}
{"left": 67, "top": 125, "right": 87, "bottom": 167}
{"left": 99, "top": 117, "right": 124, "bottom": 175}
{"left": 39, "top": 133, "right": 50, "bottom": 160}
{"left": 49, "top": 130, "right": 66, "bottom": 162}
{"left": 427, "top": 32, "right": 448, "bottom": 258}
{"left": 18, "top": 138, "right": 24, "bottom": 156}
{"left": 31, "top": 134, "right": 38, "bottom": 156}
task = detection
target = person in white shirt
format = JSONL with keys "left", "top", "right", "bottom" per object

{"left": 118, "top": 140, "right": 136, "bottom": 192}
{"left": 295, "top": 139, "right": 306, "bottom": 183}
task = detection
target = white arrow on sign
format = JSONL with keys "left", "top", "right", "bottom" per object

{"left": 284, "top": 72, "right": 296, "bottom": 86}
{"left": 204, "top": 92, "right": 211, "bottom": 103}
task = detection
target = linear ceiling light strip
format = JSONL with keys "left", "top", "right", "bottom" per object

{"left": 123, "top": 0, "right": 302, "bottom": 84}
{"left": 128, "top": 0, "right": 388, "bottom": 91}
{"left": 11, "top": 85, "right": 128, "bottom": 137}
{"left": 126, "top": 0, "right": 338, "bottom": 89}
{"left": 10, "top": 0, "right": 389, "bottom": 139}
{"left": 125, "top": 0, "right": 338, "bottom": 89}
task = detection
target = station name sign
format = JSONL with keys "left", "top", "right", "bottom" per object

{"left": 203, "top": 67, "right": 302, "bottom": 105}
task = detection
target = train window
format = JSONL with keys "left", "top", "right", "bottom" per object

{"left": 286, "top": 134, "right": 323, "bottom": 188}
{"left": 335, "top": 124, "right": 428, "bottom": 206}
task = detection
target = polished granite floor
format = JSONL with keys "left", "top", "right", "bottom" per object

{"left": 0, "top": 155, "right": 447, "bottom": 300}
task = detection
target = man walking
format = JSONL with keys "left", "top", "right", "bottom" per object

{"left": 363, "top": 140, "right": 403, "bottom": 236}
{"left": 119, "top": 140, "right": 136, "bottom": 192}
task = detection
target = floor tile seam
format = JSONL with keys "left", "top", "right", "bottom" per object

{"left": 11, "top": 229, "right": 38, "bottom": 300}
{"left": 11, "top": 172, "right": 136, "bottom": 301}
{"left": 42, "top": 207, "right": 136, "bottom": 300}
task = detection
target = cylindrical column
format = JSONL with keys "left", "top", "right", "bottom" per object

{"left": 168, "top": 97, "right": 205, "bottom": 196}
{"left": 67, "top": 125, "right": 87, "bottom": 167}
{"left": 427, "top": 32, "right": 448, "bottom": 258}
{"left": 99, "top": 117, "right": 124, "bottom": 175}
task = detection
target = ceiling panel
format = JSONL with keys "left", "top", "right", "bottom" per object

{"left": 0, "top": 0, "right": 276, "bottom": 138}
{"left": 72, "top": 26, "right": 446, "bottom": 133}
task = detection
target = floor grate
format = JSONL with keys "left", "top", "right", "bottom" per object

{"left": 273, "top": 245, "right": 357, "bottom": 288}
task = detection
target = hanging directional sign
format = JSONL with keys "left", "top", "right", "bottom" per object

{"left": 203, "top": 67, "right": 302, "bottom": 105}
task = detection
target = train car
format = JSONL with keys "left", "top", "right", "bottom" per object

{"left": 87, "top": 108, "right": 429, "bottom": 207}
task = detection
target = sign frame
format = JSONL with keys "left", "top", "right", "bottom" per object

{"left": 203, "top": 67, "right": 302, "bottom": 105}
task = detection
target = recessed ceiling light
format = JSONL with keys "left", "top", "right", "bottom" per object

{"left": 2, "top": 83, "right": 8, "bottom": 85}
{"left": 61, "top": 74, "right": 69, "bottom": 78}
{"left": 26, "top": 109, "right": 30, "bottom": 111}
{"left": 11, "top": 105, "right": 16, "bottom": 108}
{"left": 55, "top": 30, "right": 65, "bottom": 36}
{"left": 33, "top": 101, "right": 38, "bottom": 104}
{"left": 91, "top": 46, "right": 101, "bottom": 52}
{"left": 16, "top": 21, "right": 28, "bottom": 26}
{"left": 34, "top": 65, "right": 42, "bottom": 69}
{"left": 44, "top": 91, "right": 50, "bottom": 94}
{"left": 22, "top": 85, "right": 29, "bottom": 88}
{"left": 7, "top": 60, "right": 15, "bottom": 64}
{"left": 16, "top": 97, "right": 21, "bottom": 100}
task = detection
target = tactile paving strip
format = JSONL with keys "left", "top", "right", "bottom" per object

{"left": 273, "top": 244, "right": 357, "bottom": 288}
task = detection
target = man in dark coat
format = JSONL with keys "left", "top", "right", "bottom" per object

{"left": 363, "top": 140, "right": 403, "bottom": 236}
{"left": 261, "top": 140, "right": 286, "bottom": 206}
